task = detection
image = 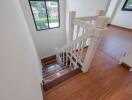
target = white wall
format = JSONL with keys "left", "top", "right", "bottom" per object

{"left": 66, "top": 0, "right": 109, "bottom": 42}
{"left": 0, "top": 0, "right": 43, "bottom": 100}
{"left": 66, "top": 0, "right": 109, "bottom": 17}
{"left": 19, "top": 0, "right": 66, "bottom": 59}
{"left": 111, "top": 0, "right": 132, "bottom": 29}
{"left": 106, "top": 0, "right": 119, "bottom": 23}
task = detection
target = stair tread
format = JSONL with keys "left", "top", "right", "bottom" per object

{"left": 42, "top": 59, "right": 57, "bottom": 67}
{"left": 43, "top": 64, "right": 68, "bottom": 77}
{"left": 41, "top": 55, "right": 56, "bottom": 63}
{"left": 44, "top": 59, "right": 57, "bottom": 64}
{"left": 44, "top": 66, "right": 75, "bottom": 84}
{"left": 43, "top": 68, "right": 81, "bottom": 91}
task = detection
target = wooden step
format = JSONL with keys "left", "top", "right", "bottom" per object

{"left": 41, "top": 55, "right": 56, "bottom": 63}
{"left": 41, "top": 55, "right": 57, "bottom": 67}
{"left": 43, "top": 67, "right": 81, "bottom": 91}
{"left": 43, "top": 64, "right": 68, "bottom": 77}
{"left": 42, "top": 59, "right": 57, "bottom": 67}
{"left": 43, "top": 66, "right": 74, "bottom": 83}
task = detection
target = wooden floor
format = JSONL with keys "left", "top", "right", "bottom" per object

{"left": 45, "top": 25, "right": 132, "bottom": 100}
{"left": 100, "top": 25, "right": 132, "bottom": 61}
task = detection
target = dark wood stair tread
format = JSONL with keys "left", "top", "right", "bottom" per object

{"left": 41, "top": 55, "right": 56, "bottom": 63}
{"left": 43, "top": 64, "right": 68, "bottom": 77}
{"left": 44, "top": 66, "right": 74, "bottom": 83}
{"left": 42, "top": 59, "right": 57, "bottom": 67}
{"left": 43, "top": 67, "right": 81, "bottom": 91}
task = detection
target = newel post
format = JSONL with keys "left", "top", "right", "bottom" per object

{"left": 55, "top": 47, "right": 62, "bottom": 65}
{"left": 68, "top": 11, "right": 76, "bottom": 43}
{"left": 82, "top": 17, "right": 109, "bottom": 73}
{"left": 96, "top": 10, "right": 106, "bottom": 16}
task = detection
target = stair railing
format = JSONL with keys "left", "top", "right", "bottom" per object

{"left": 56, "top": 11, "right": 109, "bottom": 73}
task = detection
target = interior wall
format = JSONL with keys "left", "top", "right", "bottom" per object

{"left": 19, "top": 0, "right": 66, "bottom": 59}
{"left": 0, "top": 0, "right": 43, "bottom": 100}
{"left": 66, "top": 0, "right": 109, "bottom": 42}
{"left": 106, "top": 0, "right": 119, "bottom": 23}
{"left": 111, "top": 0, "right": 132, "bottom": 29}
{"left": 66, "top": 0, "right": 109, "bottom": 17}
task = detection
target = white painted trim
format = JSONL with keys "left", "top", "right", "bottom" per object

{"left": 56, "top": 11, "right": 109, "bottom": 72}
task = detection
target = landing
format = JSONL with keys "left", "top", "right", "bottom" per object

{"left": 100, "top": 25, "right": 132, "bottom": 61}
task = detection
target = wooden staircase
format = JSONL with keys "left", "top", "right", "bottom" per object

{"left": 42, "top": 55, "right": 81, "bottom": 91}
{"left": 41, "top": 10, "right": 109, "bottom": 91}
{"left": 41, "top": 55, "right": 57, "bottom": 67}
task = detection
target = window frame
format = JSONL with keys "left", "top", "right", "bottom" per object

{"left": 28, "top": 0, "right": 60, "bottom": 31}
{"left": 122, "top": 0, "right": 132, "bottom": 11}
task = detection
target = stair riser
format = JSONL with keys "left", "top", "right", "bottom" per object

{"left": 41, "top": 55, "right": 56, "bottom": 63}
{"left": 41, "top": 55, "right": 57, "bottom": 67}
{"left": 42, "top": 60, "right": 57, "bottom": 67}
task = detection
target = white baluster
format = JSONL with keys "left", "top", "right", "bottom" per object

{"left": 76, "top": 26, "right": 80, "bottom": 39}
{"left": 56, "top": 11, "right": 108, "bottom": 73}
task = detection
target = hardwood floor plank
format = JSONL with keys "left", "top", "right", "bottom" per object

{"left": 99, "top": 25, "right": 132, "bottom": 61}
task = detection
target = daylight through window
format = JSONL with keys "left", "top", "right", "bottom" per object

{"left": 122, "top": 0, "right": 132, "bottom": 11}
{"left": 29, "top": 0, "right": 60, "bottom": 31}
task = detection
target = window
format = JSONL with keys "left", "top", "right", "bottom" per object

{"left": 122, "top": 0, "right": 132, "bottom": 11}
{"left": 29, "top": 0, "right": 60, "bottom": 31}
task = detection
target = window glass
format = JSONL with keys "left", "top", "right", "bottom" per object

{"left": 29, "top": 0, "right": 60, "bottom": 31}
{"left": 46, "top": 1, "right": 59, "bottom": 28}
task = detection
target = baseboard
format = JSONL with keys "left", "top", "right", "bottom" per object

{"left": 121, "top": 63, "right": 131, "bottom": 71}
{"left": 110, "top": 24, "right": 132, "bottom": 31}
{"left": 40, "top": 82, "right": 45, "bottom": 100}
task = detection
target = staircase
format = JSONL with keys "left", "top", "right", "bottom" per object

{"left": 42, "top": 10, "right": 109, "bottom": 91}
{"left": 42, "top": 55, "right": 81, "bottom": 91}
